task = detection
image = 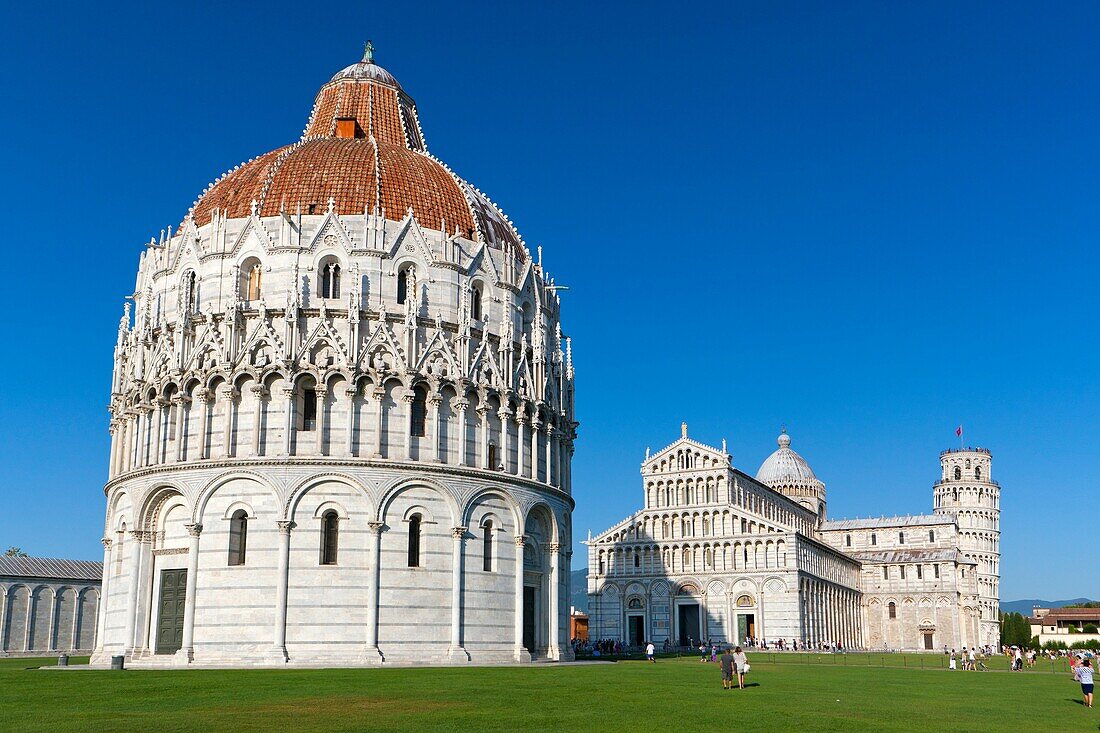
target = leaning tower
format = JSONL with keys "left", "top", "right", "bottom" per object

{"left": 933, "top": 448, "right": 1001, "bottom": 647}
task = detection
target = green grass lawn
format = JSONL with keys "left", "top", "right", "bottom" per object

{"left": 0, "top": 655, "right": 1093, "bottom": 732}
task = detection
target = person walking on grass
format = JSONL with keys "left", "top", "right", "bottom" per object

{"left": 1074, "top": 658, "right": 1094, "bottom": 709}
{"left": 646, "top": 641, "right": 655, "bottom": 663}
{"left": 733, "top": 646, "right": 749, "bottom": 689}
{"left": 720, "top": 648, "right": 734, "bottom": 690}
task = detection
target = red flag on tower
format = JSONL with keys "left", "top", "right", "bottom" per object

{"left": 956, "top": 426, "right": 963, "bottom": 438}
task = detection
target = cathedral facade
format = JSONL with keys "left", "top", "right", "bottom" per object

{"left": 91, "top": 48, "right": 577, "bottom": 667}
{"left": 587, "top": 426, "right": 1000, "bottom": 652}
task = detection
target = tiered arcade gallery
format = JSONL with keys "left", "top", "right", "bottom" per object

{"left": 91, "top": 49, "right": 577, "bottom": 667}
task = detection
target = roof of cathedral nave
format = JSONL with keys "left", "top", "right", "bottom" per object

{"left": 186, "top": 42, "right": 525, "bottom": 258}
{"left": 754, "top": 429, "right": 824, "bottom": 489}
{"left": 820, "top": 514, "right": 954, "bottom": 531}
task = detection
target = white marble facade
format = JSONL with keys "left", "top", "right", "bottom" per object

{"left": 91, "top": 51, "right": 576, "bottom": 667}
{"left": 587, "top": 428, "right": 1000, "bottom": 651}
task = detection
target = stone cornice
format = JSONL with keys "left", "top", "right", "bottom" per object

{"left": 103, "top": 455, "right": 575, "bottom": 509}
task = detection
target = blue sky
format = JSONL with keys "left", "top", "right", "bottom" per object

{"left": 1, "top": 1, "right": 1096, "bottom": 600}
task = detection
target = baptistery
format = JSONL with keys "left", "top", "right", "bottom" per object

{"left": 91, "top": 46, "right": 577, "bottom": 666}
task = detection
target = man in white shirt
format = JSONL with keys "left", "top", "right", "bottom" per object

{"left": 645, "top": 641, "right": 655, "bottom": 663}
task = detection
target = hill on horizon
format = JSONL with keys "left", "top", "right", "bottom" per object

{"left": 1000, "top": 598, "right": 1095, "bottom": 615}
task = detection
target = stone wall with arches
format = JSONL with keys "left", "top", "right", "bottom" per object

{"left": 92, "top": 460, "right": 572, "bottom": 666}
{"left": 0, "top": 559, "right": 101, "bottom": 656}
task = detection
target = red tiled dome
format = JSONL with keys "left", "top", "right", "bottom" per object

{"left": 187, "top": 53, "right": 524, "bottom": 257}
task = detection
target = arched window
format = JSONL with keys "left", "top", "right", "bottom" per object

{"left": 598, "top": 553, "right": 605, "bottom": 575}
{"left": 482, "top": 521, "right": 493, "bottom": 571}
{"left": 184, "top": 271, "right": 198, "bottom": 313}
{"left": 407, "top": 514, "right": 421, "bottom": 567}
{"left": 240, "top": 258, "right": 262, "bottom": 302}
{"left": 320, "top": 260, "right": 341, "bottom": 299}
{"left": 954, "top": 466, "right": 961, "bottom": 480}
{"left": 228, "top": 509, "right": 248, "bottom": 566}
{"left": 397, "top": 267, "right": 410, "bottom": 305}
{"left": 929, "top": 530, "right": 935, "bottom": 542}
{"left": 470, "top": 285, "right": 483, "bottom": 321}
{"left": 975, "top": 466, "right": 981, "bottom": 480}
{"left": 870, "top": 533, "right": 877, "bottom": 546}
{"left": 634, "top": 552, "right": 640, "bottom": 568}
{"left": 899, "top": 532, "right": 905, "bottom": 544}
{"left": 488, "top": 443, "right": 498, "bottom": 470}
{"left": 320, "top": 510, "right": 339, "bottom": 565}
{"left": 888, "top": 601, "right": 897, "bottom": 619}
{"left": 410, "top": 387, "right": 427, "bottom": 437}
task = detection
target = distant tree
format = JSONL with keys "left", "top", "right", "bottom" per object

{"left": 1084, "top": 624, "right": 1098, "bottom": 634}
{"left": 1002, "top": 612, "right": 1031, "bottom": 647}
{"left": 1067, "top": 601, "right": 1100, "bottom": 609}
{"left": 4, "top": 547, "right": 28, "bottom": 557}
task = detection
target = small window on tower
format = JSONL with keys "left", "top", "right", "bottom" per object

{"left": 929, "top": 530, "right": 935, "bottom": 542}
{"left": 301, "top": 387, "right": 317, "bottom": 431}
{"left": 900, "top": 565, "right": 906, "bottom": 579}
{"left": 899, "top": 532, "right": 905, "bottom": 544}
{"left": 975, "top": 466, "right": 982, "bottom": 480}
{"left": 397, "top": 268, "right": 411, "bottom": 305}
{"left": 916, "top": 565, "right": 923, "bottom": 579}
{"left": 410, "top": 387, "right": 427, "bottom": 437}
{"left": 954, "top": 466, "right": 962, "bottom": 480}
{"left": 888, "top": 601, "right": 897, "bottom": 619}
{"left": 883, "top": 566, "right": 889, "bottom": 580}
{"left": 845, "top": 534, "right": 851, "bottom": 547}
{"left": 871, "top": 533, "right": 877, "bottom": 546}
{"left": 934, "top": 564, "right": 940, "bottom": 579}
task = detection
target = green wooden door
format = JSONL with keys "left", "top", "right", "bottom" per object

{"left": 156, "top": 568, "right": 187, "bottom": 654}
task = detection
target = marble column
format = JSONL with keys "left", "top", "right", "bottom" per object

{"left": 23, "top": 588, "right": 34, "bottom": 651}
{"left": 282, "top": 387, "right": 295, "bottom": 456}
{"left": 272, "top": 520, "right": 293, "bottom": 663}
{"left": 516, "top": 414, "right": 527, "bottom": 477}
{"left": 498, "top": 407, "right": 512, "bottom": 473}
{"left": 108, "top": 422, "right": 120, "bottom": 478}
{"left": 179, "top": 523, "right": 201, "bottom": 663}
{"left": 250, "top": 385, "right": 266, "bottom": 457}
{"left": 344, "top": 388, "right": 358, "bottom": 457}
{"left": 448, "top": 526, "right": 469, "bottom": 661}
{"left": 455, "top": 399, "right": 469, "bottom": 466}
{"left": 429, "top": 395, "right": 443, "bottom": 462}
{"left": 478, "top": 407, "right": 489, "bottom": 468}
{"left": 153, "top": 398, "right": 167, "bottom": 465}
{"left": 513, "top": 535, "right": 530, "bottom": 662}
{"left": 315, "top": 387, "right": 328, "bottom": 455}
{"left": 47, "top": 588, "right": 59, "bottom": 651}
{"left": 195, "top": 388, "right": 211, "bottom": 460}
{"left": 69, "top": 590, "right": 81, "bottom": 652}
{"left": 362, "top": 521, "right": 383, "bottom": 663}
{"left": 402, "top": 390, "right": 415, "bottom": 460}
{"left": 372, "top": 387, "right": 385, "bottom": 458}
{"left": 173, "top": 396, "right": 189, "bottom": 462}
{"left": 221, "top": 386, "right": 238, "bottom": 458}
{"left": 547, "top": 542, "right": 561, "bottom": 659}
{"left": 545, "top": 426, "right": 555, "bottom": 486}
{"left": 530, "top": 419, "right": 541, "bottom": 481}
{"left": 94, "top": 538, "right": 111, "bottom": 652}
{"left": 122, "top": 531, "right": 145, "bottom": 655}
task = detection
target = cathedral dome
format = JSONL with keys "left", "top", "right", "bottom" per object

{"left": 186, "top": 46, "right": 524, "bottom": 258}
{"left": 756, "top": 430, "right": 821, "bottom": 488}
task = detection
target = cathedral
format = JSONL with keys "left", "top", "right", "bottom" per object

{"left": 91, "top": 47, "right": 577, "bottom": 667}
{"left": 586, "top": 425, "right": 1001, "bottom": 652}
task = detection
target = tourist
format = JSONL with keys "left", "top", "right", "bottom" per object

{"left": 1014, "top": 647, "right": 1023, "bottom": 672}
{"left": 949, "top": 651, "right": 957, "bottom": 671}
{"left": 733, "top": 646, "right": 749, "bottom": 689}
{"left": 1073, "top": 657, "right": 1094, "bottom": 709}
{"left": 646, "top": 641, "right": 655, "bottom": 663}
{"left": 700, "top": 642, "right": 708, "bottom": 662}
{"left": 720, "top": 647, "right": 734, "bottom": 690}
